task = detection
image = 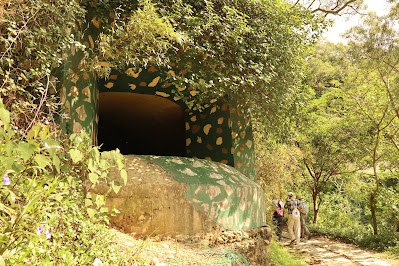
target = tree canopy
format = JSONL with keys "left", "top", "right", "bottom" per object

{"left": 0, "top": 0, "right": 327, "bottom": 138}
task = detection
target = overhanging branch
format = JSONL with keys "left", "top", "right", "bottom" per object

{"left": 312, "top": 0, "right": 357, "bottom": 14}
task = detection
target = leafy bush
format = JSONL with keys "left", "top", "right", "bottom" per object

{"left": 0, "top": 0, "right": 86, "bottom": 129}
{"left": 358, "top": 232, "right": 399, "bottom": 251}
{"left": 309, "top": 192, "right": 399, "bottom": 254}
{"left": 311, "top": 224, "right": 399, "bottom": 253}
{"left": 0, "top": 100, "right": 138, "bottom": 264}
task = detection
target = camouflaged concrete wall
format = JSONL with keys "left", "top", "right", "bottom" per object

{"left": 145, "top": 156, "right": 265, "bottom": 230}
{"left": 96, "top": 68, "right": 255, "bottom": 178}
{"left": 185, "top": 101, "right": 234, "bottom": 166}
{"left": 59, "top": 8, "right": 102, "bottom": 145}
{"left": 59, "top": 5, "right": 256, "bottom": 178}
{"left": 230, "top": 104, "right": 256, "bottom": 178}
{"left": 58, "top": 2, "right": 265, "bottom": 233}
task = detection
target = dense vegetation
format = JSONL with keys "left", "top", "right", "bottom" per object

{"left": 259, "top": 1, "right": 399, "bottom": 254}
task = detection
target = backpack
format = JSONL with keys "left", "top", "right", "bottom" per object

{"left": 287, "top": 199, "right": 300, "bottom": 217}
{"left": 274, "top": 207, "right": 284, "bottom": 217}
{"left": 292, "top": 207, "right": 300, "bottom": 217}
{"left": 298, "top": 200, "right": 308, "bottom": 215}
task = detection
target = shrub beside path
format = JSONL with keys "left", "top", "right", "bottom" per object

{"left": 281, "top": 231, "right": 399, "bottom": 265}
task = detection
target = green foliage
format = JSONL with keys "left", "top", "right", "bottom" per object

{"left": 309, "top": 174, "right": 399, "bottom": 254}
{"left": 295, "top": 40, "right": 399, "bottom": 224}
{"left": 153, "top": 0, "right": 324, "bottom": 134}
{"left": 290, "top": 0, "right": 365, "bottom": 15}
{"left": 267, "top": 240, "right": 308, "bottom": 266}
{"left": 310, "top": 192, "right": 369, "bottom": 233}
{"left": 0, "top": 100, "right": 137, "bottom": 264}
{"left": 304, "top": 42, "right": 350, "bottom": 96}
{"left": 258, "top": 2, "right": 399, "bottom": 256}
{"left": 95, "top": 0, "right": 325, "bottom": 133}
{"left": 311, "top": 223, "right": 399, "bottom": 253}
{"left": 2, "top": 0, "right": 324, "bottom": 139}
{"left": 97, "top": 0, "right": 184, "bottom": 76}
{"left": 0, "top": 0, "right": 86, "bottom": 129}
{"left": 296, "top": 85, "right": 361, "bottom": 221}
{"left": 255, "top": 134, "right": 303, "bottom": 223}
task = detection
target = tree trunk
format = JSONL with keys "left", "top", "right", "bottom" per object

{"left": 370, "top": 129, "right": 380, "bottom": 235}
{"left": 370, "top": 192, "right": 378, "bottom": 235}
{"left": 313, "top": 208, "right": 319, "bottom": 224}
{"left": 312, "top": 189, "right": 319, "bottom": 223}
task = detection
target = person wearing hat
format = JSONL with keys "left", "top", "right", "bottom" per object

{"left": 285, "top": 192, "right": 301, "bottom": 245}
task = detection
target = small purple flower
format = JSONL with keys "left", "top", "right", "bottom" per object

{"left": 2, "top": 174, "right": 10, "bottom": 186}
{"left": 45, "top": 230, "right": 51, "bottom": 239}
{"left": 37, "top": 225, "right": 44, "bottom": 235}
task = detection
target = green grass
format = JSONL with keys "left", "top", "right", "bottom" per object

{"left": 268, "top": 240, "right": 308, "bottom": 266}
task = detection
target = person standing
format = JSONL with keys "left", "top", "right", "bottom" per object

{"left": 272, "top": 200, "right": 284, "bottom": 240}
{"left": 285, "top": 192, "right": 301, "bottom": 245}
{"left": 298, "top": 195, "right": 311, "bottom": 240}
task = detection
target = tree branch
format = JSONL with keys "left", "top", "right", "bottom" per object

{"left": 312, "top": 0, "right": 357, "bottom": 14}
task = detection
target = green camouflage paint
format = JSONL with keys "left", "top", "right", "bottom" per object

{"left": 58, "top": 1, "right": 263, "bottom": 231}
{"left": 145, "top": 155, "right": 265, "bottom": 230}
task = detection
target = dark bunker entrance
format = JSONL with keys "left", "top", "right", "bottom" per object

{"left": 98, "top": 92, "right": 187, "bottom": 156}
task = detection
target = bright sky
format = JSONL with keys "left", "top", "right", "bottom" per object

{"left": 323, "top": 0, "right": 392, "bottom": 43}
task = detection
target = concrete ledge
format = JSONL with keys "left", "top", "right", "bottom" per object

{"left": 90, "top": 155, "right": 265, "bottom": 236}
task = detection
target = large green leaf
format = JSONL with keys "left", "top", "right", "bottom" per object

{"left": 26, "top": 124, "right": 41, "bottom": 139}
{"left": 87, "top": 158, "right": 97, "bottom": 173}
{"left": 34, "top": 154, "right": 51, "bottom": 168}
{"left": 15, "top": 142, "right": 37, "bottom": 161}
{"left": 88, "top": 172, "right": 99, "bottom": 184}
{"left": 44, "top": 139, "right": 62, "bottom": 157}
{"left": 4, "top": 142, "right": 13, "bottom": 156}
{"left": 0, "top": 156, "right": 15, "bottom": 169}
{"left": 111, "top": 181, "right": 121, "bottom": 194}
{"left": 85, "top": 198, "right": 93, "bottom": 207}
{"left": 53, "top": 155, "right": 61, "bottom": 173}
{"left": 120, "top": 169, "right": 128, "bottom": 185}
{"left": 87, "top": 208, "right": 96, "bottom": 218}
{"left": 69, "top": 149, "right": 83, "bottom": 163}
{"left": 0, "top": 108, "right": 10, "bottom": 127}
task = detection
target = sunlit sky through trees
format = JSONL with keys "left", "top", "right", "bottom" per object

{"left": 323, "top": 0, "right": 391, "bottom": 43}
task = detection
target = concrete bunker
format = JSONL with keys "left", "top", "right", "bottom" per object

{"left": 98, "top": 92, "right": 187, "bottom": 156}
{"left": 58, "top": 8, "right": 265, "bottom": 235}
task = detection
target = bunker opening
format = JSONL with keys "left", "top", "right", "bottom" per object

{"left": 98, "top": 92, "right": 187, "bottom": 156}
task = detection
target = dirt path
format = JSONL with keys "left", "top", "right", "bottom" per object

{"left": 113, "top": 227, "right": 399, "bottom": 265}
{"left": 281, "top": 231, "right": 399, "bottom": 266}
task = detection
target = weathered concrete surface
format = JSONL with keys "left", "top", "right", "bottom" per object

{"left": 89, "top": 155, "right": 266, "bottom": 236}
{"left": 90, "top": 156, "right": 216, "bottom": 235}
{"left": 145, "top": 155, "right": 266, "bottom": 230}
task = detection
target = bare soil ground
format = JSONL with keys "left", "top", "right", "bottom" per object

{"left": 281, "top": 231, "right": 399, "bottom": 266}
{"left": 112, "top": 229, "right": 247, "bottom": 265}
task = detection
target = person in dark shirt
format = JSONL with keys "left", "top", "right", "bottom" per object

{"left": 272, "top": 200, "right": 284, "bottom": 240}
